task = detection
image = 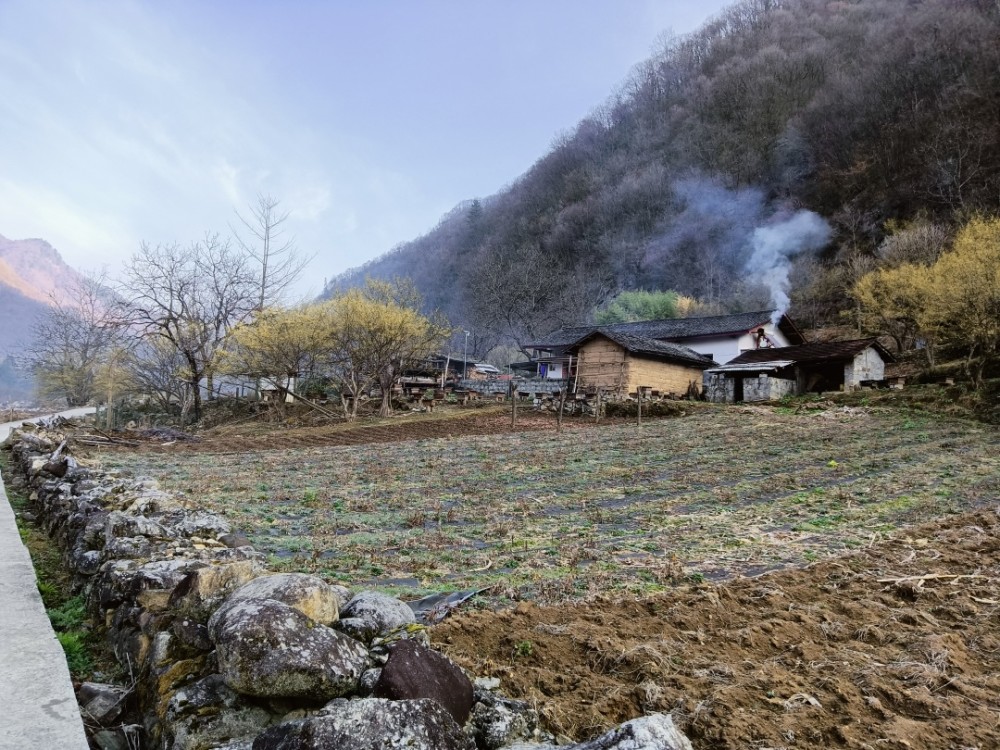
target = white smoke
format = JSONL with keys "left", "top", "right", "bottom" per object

{"left": 746, "top": 211, "right": 831, "bottom": 324}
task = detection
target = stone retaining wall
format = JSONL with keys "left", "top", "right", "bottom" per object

{"left": 2, "top": 426, "right": 691, "bottom": 750}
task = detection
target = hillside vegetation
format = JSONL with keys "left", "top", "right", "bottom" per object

{"left": 329, "top": 0, "right": 1000, "bottom": 355}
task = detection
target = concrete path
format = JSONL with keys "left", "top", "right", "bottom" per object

{"left": 0, "top": 408, "right": 95, "bottom": 750}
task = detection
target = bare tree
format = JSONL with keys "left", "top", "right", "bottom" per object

{"left": 232, "top": 194, "right": 311, "bottom": 310}
{"left": 28, "top": 273, "right": 121, "bottom": 407}
{"left": 118, "top": 236, "right": 257, "bottom": 421}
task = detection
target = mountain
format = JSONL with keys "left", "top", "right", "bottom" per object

{"left": 0, "top": 234, "right": 82, "bottom": 307}
{"left": 0, "top": 234, "right": 84, "bottom": 402}
{"left": 327, "top": 0, "right": 1000, "bottom": 355}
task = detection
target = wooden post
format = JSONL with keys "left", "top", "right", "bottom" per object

{"left": 510, "top": 380, "right": 517, "bottom": 428}
{"left": 636, "top": 386, "right": 642, "bottom": 427}
{"left": 595, "top": 389, "right": 601, "bottom": 424}
{"left": 557, "top": 388, "right": 566, "bottom": 432}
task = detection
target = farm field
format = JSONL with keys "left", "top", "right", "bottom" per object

{"left": 85, "top": 399, "right": 1000, "bottom": 747}
{"left": 93, "top": 402, "right": 1000, "bottom": 606}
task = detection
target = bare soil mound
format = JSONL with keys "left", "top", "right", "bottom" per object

{"left": 435, "top": 507, "right": 1000, "bottom": 749}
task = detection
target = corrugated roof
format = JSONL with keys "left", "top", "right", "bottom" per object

{"left": 713, "top": 338, "right": 893, "bottom": 370}
{"left": 568, "top": 330, "right": 717, "bottom": 368}
{"left": 528, "top": 310, "right": 795, "bottom": 349}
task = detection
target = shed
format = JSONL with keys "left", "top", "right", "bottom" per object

{"left": 704, "top": 339, "right": 894, "bottom": 403}
{"left": 566, "top": 330, "right": 717, "bottom": 398}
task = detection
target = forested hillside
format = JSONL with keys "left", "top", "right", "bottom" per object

{"left": 327, "top": 0, "right": 1000, "bottom": 356}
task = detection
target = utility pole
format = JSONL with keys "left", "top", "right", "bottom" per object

{"left": 463, "top": 330, "right": 470, "bottom": 381}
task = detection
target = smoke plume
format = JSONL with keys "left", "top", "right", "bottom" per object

{"left": 747, "top": 211, "right": 831, "bottom": 323}
{"left": 641, "top": 174, "right": 832, "bottom": 315}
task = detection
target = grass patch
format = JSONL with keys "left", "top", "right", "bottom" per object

{"left": 1, "top": 452, "right": 111, "bottom": 679}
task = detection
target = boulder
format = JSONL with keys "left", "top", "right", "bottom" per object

{"left": 252, "top": 698, "right": 475, "bottom": 750}
{"left": 338, "top": 591, "right": 415, "bottom": 642}
{"left": 105, "top": 511, "right": 172, "bottom": 542}
{"left": 91, "top": 725, "right": 144, "bottom": 750}
{"left": 469, "top": 690, "right": 545, "bottom": 749}
{"left": 373, "top": 640, "right": 474, "bottom": 724}
{"left": 168, "top": 559, "right": 264, "bottom": 622}
{"left": 208, "top": 599, "right": 366, "bottom": 701}
{"left": 165, "top": 674, "right": 273, "bottom": 750}
{"left": 77, "top": 682, "right": 129, "bottom": 725}
{"left": 572, "top": 713, "right": 693, "bottom": 750}
{"left": 221, "top": 573, "right": 340, "bottom": 625}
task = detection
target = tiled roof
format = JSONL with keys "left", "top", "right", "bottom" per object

{"left": 713, "top": 338, "right": 893, "bottom": 370}
{"left": 568, "top": 330, "right": 717, "bottom": 368}
{"left": 529, "top": 310, "right": 795, "bottom": 349}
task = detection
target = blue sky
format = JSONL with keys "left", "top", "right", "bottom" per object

{"left": 0, "top": 0, "right": 730, "bottom": 299}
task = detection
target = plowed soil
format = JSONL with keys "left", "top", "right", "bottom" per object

{"left": 436, "top": 507, "right": 1000, "bottom": 749}
{"left": 118, "top": 407, "right": 581, "bottom": 454}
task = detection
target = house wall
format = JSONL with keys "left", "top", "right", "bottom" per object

{"left": 576, "top": 338, "right": 627, "bottom": 391}
{"left": 677, "top": 323, "right": 792, "bottom": 365}
{"left": 625, "top": 355, "right": 706, "bottom": 397}
{"left": 703, "top": 373, "right": 733, "bottom": 403}
{"left": 703, "top": 372, "right": 795, "bottom": 403}
{"left": 545, "top": 361, "right": 564, "bottom": 379}
{"left": 844, "top": 348, "right": 885, "bottom": 388}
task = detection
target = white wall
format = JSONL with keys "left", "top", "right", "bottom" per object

{"left": 681, "top": 323, "right": 791, "bottom": 365}
{"left": 845, "top": 348, "right": 885, "bottom": 387}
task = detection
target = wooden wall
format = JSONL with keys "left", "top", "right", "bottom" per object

{"left": 576, "top": 338, "right": 627, "bottom": 392}
{"left": 576, "top": 336, "right": 705, "bottom": 397}
{"left": 625, "top": 355, "right": 705, "bottom": 396}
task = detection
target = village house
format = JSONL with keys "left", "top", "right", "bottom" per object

{"left": 703, "top": 338, "right": 893, "bottom": 403}
{"left": 565, "top": 330, "right": 716, "bottom": 398}
{"left": 524, "top": 309, "right": 805, "bottom": 379}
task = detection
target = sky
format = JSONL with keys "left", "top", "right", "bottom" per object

{"left": 0, "top": 0, "right": 731, "bottom": 301}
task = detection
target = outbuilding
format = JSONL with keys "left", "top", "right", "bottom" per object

{"left": 703, "top": 339, "right": 893, "bottom": 403}
{"left": 566, "top": 330, "right": 717, "bottom": 398}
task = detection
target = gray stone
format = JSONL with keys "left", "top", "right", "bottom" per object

{"left": 208, "top": 598, "right": 367, "bottom": 701}
{"left": 77, "top": 682, "right": 130, "bottom": 726}
{"left": 219, "top": 532, "right": 253, "bottom": 548}
{"left": 469, "top": 691, "right": 544, "bottom": 749}
{"left": 339, "top": 591, "right": 415, "bottom": 642}
{"left": 92, "top": 725, "right": 143, "bottom": 750}
{"left": 222, "top": 573, "right": 340, "bottom": 625}
{"left": 373, "top": 640, "right": 474, "bottom": 724}
{"left": 252, "top": 698, "right": 475, "bottom": 750}
{"left": 166, "top": 674, "right": 273, "bottom": 750}
{"left": 104, "top": 535, "right": 153, "bottom": 560}
{"left": 104, "top": 511, "right": 172, "bottom": 543}
{"left": 571, "top": 713, "right": 693, "bottom": 750}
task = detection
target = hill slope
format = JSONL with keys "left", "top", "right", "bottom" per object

{"left": 328, "top": 0, "right": 1000, "bottom": 355}
{"left": 0, "top": 235, "right": 83, "bottom": 401}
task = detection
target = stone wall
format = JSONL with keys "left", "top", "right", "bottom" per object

{"left": 459, "top": 379, "right": 568, "bottom": 396}
{"left": 2, "top": 426, "right": 692, "bottom": 750}
{"left": 742, "top": 374, "right": 796, "bottom": 402}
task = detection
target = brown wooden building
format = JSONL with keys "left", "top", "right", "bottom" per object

{"left": 566, "top": 330, "right": 717, "bottom": 397}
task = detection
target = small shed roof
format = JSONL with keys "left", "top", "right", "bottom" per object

{"left": 568, "top": 330, "right": 718, "bottom": 368}
{"left": 709, "top": 338, "right": 894, "bottom": 372}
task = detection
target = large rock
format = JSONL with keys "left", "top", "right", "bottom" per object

{"left": 572, "top": 713, "right": 694, "bottom": 750}
{"left": 221, "top": 573, "right": 340, "bottom": 625}
{"left": 373, "top": 640, "right": 474, "bottom": 724}
{"left": 208, "top": 599, "right": 366, "bottom": 701}
{"left": 338, "top": 591, "right": 415, "bottom": 642}
{"left": 167, "top": 560, "right": 264, "bottom": 623}
{"left": 469, "top": 690, "right": 545, "bottom": 749}
{"left": 77, "top": 682, "right": 129, "bottom": 726}
{"left": 252, "top": 698, "right": 475, "bottom": 750}
{"left": 165, "top": 674, "right": 273, "bottom": 750}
